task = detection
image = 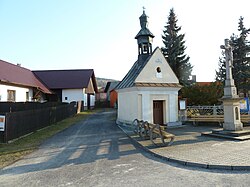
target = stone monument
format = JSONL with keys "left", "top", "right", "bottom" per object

{"left": 203, "top": 39, "right": 250, "bottom": 140}
{"left": 220, "top": 39, "right": 243, "bottom": 131}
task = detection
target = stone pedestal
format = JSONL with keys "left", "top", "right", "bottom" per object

{"left": 222, "top": 97, "right": 243, "bottom": 131}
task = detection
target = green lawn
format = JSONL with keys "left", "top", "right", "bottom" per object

{"left": 0, "top": 110, "right": 96, "bottom": 169}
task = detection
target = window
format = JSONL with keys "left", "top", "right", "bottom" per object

{"left": 143, "top": 45, "right": 148, "bottom": 53}
{"left": 156, "top": 67, "right": 162, "bottom": 78}
{"left": 7, "top": 90, "right": 16, "bottom": 102}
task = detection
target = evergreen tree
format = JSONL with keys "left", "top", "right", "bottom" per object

{"left": 215, "top": 57, "right": 226, "bottom": 83}
{"left": 161, "top": 8, "right": 193, "bottom": 86}
{"left": 216, "top": 17, "right": 250, "bottom": 96}
{"left": 181, "top": 82, "right": 223, "bottom": 105}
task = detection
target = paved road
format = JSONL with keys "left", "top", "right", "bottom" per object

{"left": 0, "top": 110, "right": 250, "bottom": 187}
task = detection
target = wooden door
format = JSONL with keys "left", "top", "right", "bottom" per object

{"left": 153, "top": 101, "right": 164, "bottom": 125}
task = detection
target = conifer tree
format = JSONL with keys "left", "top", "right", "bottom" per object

{"left": 215, "top": 57, "right": 226, "bottom": 83}
{"left": 161, "top": 8, "right": 192, "bottom": 86}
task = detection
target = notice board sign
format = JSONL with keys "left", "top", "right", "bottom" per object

{"left": 179, "top": 99, "right": 187, "bottom": 110}
{"left": 0, "top": 115, "right": 5, "bottom": 132}
{"left": 240, "top": 98, "right": 249, "bottom": 113}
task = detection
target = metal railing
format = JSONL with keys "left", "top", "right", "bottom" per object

{"left": 186, "top": 105, "right": 249, "bottom": 117}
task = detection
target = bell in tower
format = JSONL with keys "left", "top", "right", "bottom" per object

{"left": 135, "top": 8, "right": 155, "bottom": 63}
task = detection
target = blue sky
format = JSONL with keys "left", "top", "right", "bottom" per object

{"left": 0, "top": 0, "right": 250, "bottom": 81}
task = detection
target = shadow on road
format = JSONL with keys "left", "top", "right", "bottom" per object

{"left": 0, "top": 110, "right": 142, "bottom": 175}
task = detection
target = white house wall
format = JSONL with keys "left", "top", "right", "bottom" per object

{"left": 62, "top": 89, "right": 95, "bottom": 107}
{"left": 117, "top": 87, "right": 179, "bottom": 125}
{"left": 0, "top": 84, "right": 33, "bottom": 102}
{"left": 168, "top": 93, "right": 179, "bottom": 122}
{"left": 90, "top": 95, "right": 95, "bottom": 106}
{"left": 84, "top": 94, "right": 95, "bottom": 107}
{"left": 135, "top": 48, "right": 179, "bottom": 84}
{"left": 62, "top": 89, "right": 85, "bottom": 103}
{"left": 83, "top": 94, "right": 87, "bottom": 106}
{"left": 118, "top": 90, "right": 138, "bottom": 124}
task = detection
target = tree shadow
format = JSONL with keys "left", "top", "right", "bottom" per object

{"left": 0, "top": 110, "right": 140, "bottom": 175}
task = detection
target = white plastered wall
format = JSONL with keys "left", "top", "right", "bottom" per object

{"left": 117, "top": 88, "right": 138, "bottom": 124}
{"left": 0, "top": 84, "right": 33, "bottom": 102}
{"left": 62, "top": 89, "right": 95, "bottom": 107}
{"left": 62, "top": 89, "right": 85, "bottom": 103}
{"left": 117, "top": 47, "right": 181, "bottom": 125}
{"left": 135, "top": 48, "right": 179, "bottom": 84}
{"left": 117, "top": 86, "right": 179, "bottom": 125}
{"left": 84, "top": 94, "right": 95, "bottom": 107}
{"left": 140, "top": 87, "right": 179, "bottom": 124}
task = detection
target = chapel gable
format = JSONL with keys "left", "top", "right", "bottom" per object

{"left": 135, "top": 47, "right": 179, "bottom": 84}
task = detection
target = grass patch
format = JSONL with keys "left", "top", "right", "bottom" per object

{"left": 0, "top": 110, "right": 96, "bottom": 169}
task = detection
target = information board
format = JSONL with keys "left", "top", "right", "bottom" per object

{"left": 0, "top": 115, "right": 5, "bottom": 132}
{"left": 240, "top": 98, "right": 249, "bottom": 113}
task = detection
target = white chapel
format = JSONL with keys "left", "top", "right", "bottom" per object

{"left": 116, "top": 9, "right": 182, "bottom": 126}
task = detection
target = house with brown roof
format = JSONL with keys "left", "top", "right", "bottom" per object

{"left": 116, "top": 10, "right": 182, "bottom": 126}
{"left": 34, "top": 69, "right": 98, "bottom": 109}
{"left": 0, "top": 60, "right": 52, "bottom": 102}
{"left": 0, "top": 59, "right": 98, "bottom": 109}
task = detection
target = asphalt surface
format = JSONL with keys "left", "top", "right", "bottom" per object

{"left": 0, "top": 109, "right": 250, "bottom": 187}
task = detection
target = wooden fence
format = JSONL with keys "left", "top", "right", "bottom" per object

{"left": 0, "top": 102, "right": 66, "bottom": 113}
{"left": 0, "top": 102, "right": 77, "bottom": 143}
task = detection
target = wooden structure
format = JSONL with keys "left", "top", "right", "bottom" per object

{"left": 132, "top": 119, "right": 175, "bottom": 146}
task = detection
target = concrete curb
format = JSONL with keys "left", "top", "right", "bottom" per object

{"left": 118, "top": 124, "right": 250, "bottom": 171}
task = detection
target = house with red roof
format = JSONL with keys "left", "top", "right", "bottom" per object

{"left": 34, "top": 69, "right": 98, "bottom": 109}
{"left": 0, "top": 59, "right": 52, "bottom": 102}
{"left": 0, "top": 60, "right": 98, "bottom": 109}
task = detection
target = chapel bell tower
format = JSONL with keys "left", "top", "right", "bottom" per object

{"left": 135, "top": 8, "right": 155, "bottom": 63}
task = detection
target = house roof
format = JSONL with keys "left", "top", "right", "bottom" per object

{"left": 33, "top": 69, "right": 98, "bottom": 92}
{"left": 115, "top": 49, "right": 152, "bottom": 90}
{"left": 116, "top": 47, "right": 182, "bottom": 90}
{"left": 115, "top": 47, "right": 181, "bottom": 89}
{"left": 0, "top": 59, "right": 52, "bottom": 94}
{"left": 195, "top": 82, "right": 222, "bottom": 86}
{"left": 135, "top": 28, "right": 154, "bottom": 39}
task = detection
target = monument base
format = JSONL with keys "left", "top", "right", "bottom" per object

{"left": 223, "top": 121, "right": 243, "bottom": 131}
{"left": 202, "top": 129, "right": 250, "bottom": 141}
{"left": 221, "top": 97, "right": 243, "bottom": 131}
